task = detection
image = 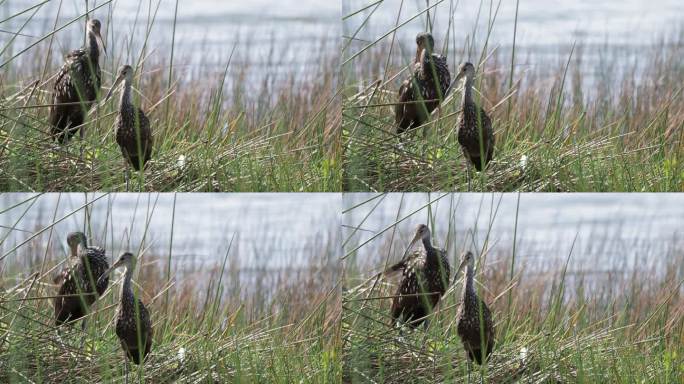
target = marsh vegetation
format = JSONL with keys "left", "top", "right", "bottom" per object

{"left": 0, "top": 1, "right": 341, "bottom": 191}
{"left": 342, "top": 0, "right": 683, "bottom": 191}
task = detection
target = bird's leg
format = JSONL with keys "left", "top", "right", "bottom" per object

{"left": 124, "top": 161, "right": 130, "bottom": 192}
{"left": 123, "top": 353, "right": 129, "bottom": 384}
{"left": 79, "top": 125, "right": 85, "bottom": 162}
{"left": 466, "top": 358, "right": 472, "bottom": 384}
{"left": 79, "top": 318, "right": 88, "bottom": 352}
{"left": 466, "top": 166, "right": 472, "bottom": 192}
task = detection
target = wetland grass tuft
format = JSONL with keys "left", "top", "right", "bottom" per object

{"left": 342, "top": 195, "right": 684, "bottom": 383}
{"left": 0, "top": 194, "right": 341, "bottom": 382}
{"left": 342, "top": 1, "right": 683, "bottom": 192}
{"left": 0, "top": 2, "right": 341, "bottom": 192}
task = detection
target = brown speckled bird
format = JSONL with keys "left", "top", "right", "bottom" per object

{"left": 455, "top": 62, "right": 495, "bottom": 188}
{"left": 385, "top": 224, "right": 450, "bottom": 329}
{"left": 49, "top": 19, "right": 105, "bottom": 144}
{"left": 54, "top": 232, "right": 109, "bottom": 328}
{"left": 395, "top": 32, "right": 451, "bottom": 134}
{"left": 104, "top": 65, "right": 153, "bottom": 191}
{"left": 99, "top": 252, "right": 153, "bottom": 380}
{"left": 456, "top": 251, "right": 494, "bottom": 372}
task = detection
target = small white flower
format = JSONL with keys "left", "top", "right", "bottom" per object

{"left": 178, "top": 347, "right": 186, "bottom": 363}
{"left": 519, "top": 155, "right": 528, "bottom": 170}
{"left": 177, "top": 155, "right": 187, "bottom": 170}
{"left": 519, "top": 346, "right": 528, "bottom": 364}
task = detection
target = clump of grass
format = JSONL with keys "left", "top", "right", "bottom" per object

{"left": 342, "top": 194, "right": 684, "bottom": 383}
{"left": 0, "top": 2, "right": 341, "bottom": 192}
{"left": 342, "top": 1, "right": 683, "bottom": 191}
{"left": 0, "top": 194, "right": 341, "bottom": 382}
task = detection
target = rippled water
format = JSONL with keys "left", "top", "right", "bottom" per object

{"left": 0, "top": 193, "right": 341, "bottom": 273}
{"left": 343, "top": 0, "right": 684, "bottom": 83}
{"left": 343, "top": 193, "right": 684, "bottom": 276}
{"left": 344, "top": 0, "right": 683, "bottom": 49}
{"left": 2, "top": 1, "right": 339, "bottom": 93}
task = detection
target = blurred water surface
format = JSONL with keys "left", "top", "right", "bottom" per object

{"left": 343, "top": 0, "right": 684, "bottom": 84}
{"left": 2, "top": 1, "right": 339, "bottom": 93}
{"left": 344, "top": 0, "right": 683, "bottom": 49}
{"left": 343, "top": 193, "right": 684, "bottom": 277}
{"left": 0, "top": 193, "right": 341, "bottom": 274}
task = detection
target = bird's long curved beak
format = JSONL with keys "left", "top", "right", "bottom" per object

{"left": 456, "top": 259, "right": 468, "bottom": 275}
{"left": 400, "top": 233, "right": 420, "bottom": 260}
{"left": 97, "top": 260, "right": 123, "bottom": 285}
{"left": 104, "top": 73, "right": 124, "bottom": 103}
{"left": 414, "top": 46, "right": 423, "bottom": 64}
{"left": 95, "top": 31, "right": 107, "bottom": 57}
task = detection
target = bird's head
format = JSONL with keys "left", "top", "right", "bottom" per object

{"left": 455, "top": 62, "right": 476, "bottom": 83}
{"left": 456, "top": 251, "right": 475, "bottom": 274}
{"left": 87, "top": 19, "right": 101, "bottom": 35}
{"left": 87, "top": 19, "right": 106, "bottom": 56}
{"left": 401, "top": 224, "right": 431, "bottom": 259}
{"left": 414, "top": 32, "right": 435, "bottom": 63}
{"left": 98, "top": 252, "right": 136, "bottom": 285}
{"left": 104, "top": 65, "right": 134, "bottom": 103}
{"left": 416, "top": 32, "right": 435, "bottom": 51}
{"left": 113, "top": 251, "right": 136, "bottom": 269}
{"left": 66, "top": 232, "right": 87, "bottom": 256}
{"left": 413, "top": 223, "right": 431, "bottom": 243}
{"left": 117, "top": 65, "right": 134, "bottom": 84}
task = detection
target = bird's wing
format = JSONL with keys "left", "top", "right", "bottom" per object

{"left": 52, "top": 49, "right": 89, "bottom": 102}
{"left": 480, "top": 106, "right": 492, "bottom": 126}
{"left": 382, "top": 258, "right": 407, "bottom": 277}
{"left": 53, "top": 264, "right": 71, "bottom": 285}
{"left": 395, "top": 78, "right": 413, "bottom": 125}
{"left": 439, "top": 248, "right": 451, "bottom": 284}
{"left": 53, "top": 64, "right": 70, "bottom": 97}
{"left": 53, "top": 63, "right": 75, "bottom": 102}
{"left": 382, "top": 250, "right": 423, "bottom": 277}
{"left": 434, "top": 55, "right": 451, "bottom": 96}
{"left": 137, "top": 109, "right": 151, "bottom": 139}
{"left": 138, "top": 108, "right": 154, "bottom": 161}
{"left": 86, "top": 245, "right": 105, "bottom": 256}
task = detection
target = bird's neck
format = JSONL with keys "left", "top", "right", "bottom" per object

{"left": 461, "top": 76, "right": 475, "bottom": 107}
{"left": 86, "top": 32, "right": 100, "bottom": 61}
{"left": 420, "top": 236, "right": 433, "bottom": 253}
{"left": 121, "top": 267, "right": 135, "bottom": 305}
{"left": 119, "top": 82, "right": 133, "bottom": 112}
{"left": 422, "top": 237, "right": 440, "bottom": 264}
{"left": 462, "top": 264, "right": 475, "bottom": 300}
{"left": 419, "top": 49, "right": 433, "bottom": 77}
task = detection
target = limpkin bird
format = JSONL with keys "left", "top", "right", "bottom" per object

{"left": 455, "top": 251, "right": 494, "bottom": 374}
{"left": 455, "top": 62, "right": 495, "bottom": 188}
{"left": 99, "top": 252, "right": 153, "bottom": 379}
{"left": 49, "top": 19, "right": 105, "bottom": 144}
{"left": 104, "top": 65, "right": 153, "bottom": 191}
{"left": 395, "top": 32, "right": 451, "bottom": 134}
{"left": 385, "top": 224, "right": 450, "bottom": 329}
{"left": 54, "top": 232, "right": 109, "bottom": 328}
